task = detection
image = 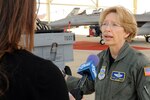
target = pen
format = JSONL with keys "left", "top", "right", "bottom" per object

{"left": 144, "top": 86, "right": 150, "bottom": 97}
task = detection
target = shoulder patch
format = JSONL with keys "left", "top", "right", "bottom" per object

{"left": 144, "top": 67, "right": 150, "bottom": 76}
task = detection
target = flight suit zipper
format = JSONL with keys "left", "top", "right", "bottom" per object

{"left": 103, "top": 62, "right": 116, "bottom": 100}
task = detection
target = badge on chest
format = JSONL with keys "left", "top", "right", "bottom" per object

{"left": 98, "top": 66, "right": 106, "bottom": 80}
{"left": 110, "top": 71, "right": 125, "bottom": 82}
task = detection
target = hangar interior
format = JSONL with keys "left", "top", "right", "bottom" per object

{"left": 34, "top": 1, "right": 150, "bottom": 100}
{"left": 36, "top": 0, "right": 139, "bottom": 22}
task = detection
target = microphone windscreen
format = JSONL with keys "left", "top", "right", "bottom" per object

{"left": 86, "top": 54, "right": 99, "bottom": 66}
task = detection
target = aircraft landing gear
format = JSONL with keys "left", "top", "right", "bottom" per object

{"left": 99, "top": 39, "right": 105, "bottom": 45}
{"left": 145, "top": 36, "right": 150, "bottom": 43}
{"left": 99, "top": 35, "right": 105, "bottom": 45}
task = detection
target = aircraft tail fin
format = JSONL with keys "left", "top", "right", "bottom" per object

{"left": 66, "top": 8, "right": 80, "bottom": 17}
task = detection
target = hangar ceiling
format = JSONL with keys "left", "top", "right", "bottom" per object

{"left": 37, "top": 0, "right": 137, "bottom": 22}
{"left": 48, "top": 0, "right": 137, "bottom": 11}
{"left": 49, "top": 0, "right": 100, "bottom": 9}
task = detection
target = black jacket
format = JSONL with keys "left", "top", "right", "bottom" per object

{"left": 1, "top": 49, "right": 69, "bottom": 100}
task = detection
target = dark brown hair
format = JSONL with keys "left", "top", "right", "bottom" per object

{"left": 0, "top": 0, "right": 36, "bottom": 95}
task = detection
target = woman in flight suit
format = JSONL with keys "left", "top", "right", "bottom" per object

{"left": 66, "top": 6, "right": 150, "bottom": 100}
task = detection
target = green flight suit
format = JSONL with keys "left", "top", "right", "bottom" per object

{"left": 66, "top": 42, "right": 150, "bottom": 100}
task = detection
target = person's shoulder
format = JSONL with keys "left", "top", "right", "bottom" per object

{"left": 16, "top": 49, "right": 41, "bottom": 60}
{"left": 97, "top": 49, "right": 107, "bottom": 58}
{"left": 130, "top": 48, "right": 147, "bottom": 59}
{"left": 15, "top": 49, "right": 61, "bottom": 74}
{"left": 129, "top": 48, "right": 150, "bottom": 66}
{"left": 15, "top": 49, "right": 56, "bottom": 67}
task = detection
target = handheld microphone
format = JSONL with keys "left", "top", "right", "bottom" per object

{"left": 70, "top": 54, "right": 99, "bottom": 100}
{"left": 76, "top": 54, "right": 99, "bottom": 89}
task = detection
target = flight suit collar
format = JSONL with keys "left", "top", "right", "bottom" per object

{"left": 115, "top": 42, "right": 131, "bottom": 61}
{"left": 102, "top": 42, "right": 131, "bottom": 62}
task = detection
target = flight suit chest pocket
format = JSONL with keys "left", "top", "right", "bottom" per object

{"left": 111, "top": 77, "right": 135, "bottom": 99}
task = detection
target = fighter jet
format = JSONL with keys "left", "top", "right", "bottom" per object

{"left": 49, "top": 7, "right": 102, "bottom": 29}
{"left": 135, "top": 13, "right": 150, "bottom": 43}
{"left": 49, "top": 8, "right": 150, "bottom": 43}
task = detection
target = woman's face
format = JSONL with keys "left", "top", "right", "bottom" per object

{"left": 101, "top": 12, "right": 129, "bottom": 46}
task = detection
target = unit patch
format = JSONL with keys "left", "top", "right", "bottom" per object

{"left": 98, "top": 66, "right": 106, "bottom": 80}
{"left": 110, "top": 71, "right": 125, "bottom": 82}
{"left": 144, "top": 67, "right": 150, "bottom": 76}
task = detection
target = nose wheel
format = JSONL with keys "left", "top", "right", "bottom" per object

{"left": 100, "top": 39, "right": 105, "bottom": 45}
{"left": 99, "top": 35, "right": 105, "bottom": 45}
{"left": 145, "top": 36, "right": 150, "bottom": 43}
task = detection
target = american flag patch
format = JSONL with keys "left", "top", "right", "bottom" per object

{"left": 144, "top": 67, "right": 150, "bottom": 76}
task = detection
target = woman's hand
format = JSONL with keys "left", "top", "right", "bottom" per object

{"left": 69, "top": 92, "right": 75, "bottom": 100}
{"left": 69, "top": 92, "right": 86, "bottom": 100}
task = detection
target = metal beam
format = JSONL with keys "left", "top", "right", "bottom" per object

{"left": 50, "top": 3, "right": 96, "bottom": 8}
{"left": 90, "top": 0, "right": 99, "bottom": 9}
{"left": 50, "top": 0, "right": 100, "bottom": 8}
{"left": 96, "top": 0, "right": 99, "bottom": 9}
{"left": 133, "top": 0, "right": 137, "bottom": 14}
{"left": 47, "top": 0, "right": 51, "bottom": 22}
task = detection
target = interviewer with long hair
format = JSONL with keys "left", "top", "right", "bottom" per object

{"left": 0, "top": 0, "right": 69, "bottom": 100}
